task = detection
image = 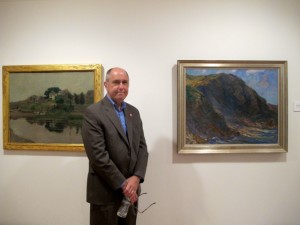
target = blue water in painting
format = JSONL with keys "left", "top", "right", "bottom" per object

{"left": 208, "top": 129, "right": 278, "bottom": 144}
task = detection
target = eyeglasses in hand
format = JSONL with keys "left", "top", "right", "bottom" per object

{"left": 134, "top": 192, "right": 156, "bottom": 214}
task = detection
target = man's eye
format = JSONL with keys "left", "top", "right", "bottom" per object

{"left": 112, "top": 81, "right": 128, "bottom": 85}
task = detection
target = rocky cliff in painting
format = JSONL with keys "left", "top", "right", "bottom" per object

{"left": 186, "top": 73, "right": 278, "bottom": 144}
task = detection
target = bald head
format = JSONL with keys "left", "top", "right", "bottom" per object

{"left": 106, "top": 67, "right": 129, "bottom": 82}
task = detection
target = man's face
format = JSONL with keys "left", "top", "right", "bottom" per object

{"left": 104, "top": 68, "right": 129, "bottom": 106}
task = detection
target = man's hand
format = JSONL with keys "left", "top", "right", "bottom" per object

{"left": 122, "top": 176, "right": 140, "bottom": 204}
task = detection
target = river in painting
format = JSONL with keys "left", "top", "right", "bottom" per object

{"left": 10, "top": 118, "right": 82, "bottom": 143}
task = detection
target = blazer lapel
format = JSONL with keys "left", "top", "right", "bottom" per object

{"left": 125, "top": 108, "right": 133, "bottom": 149}
{"left": 103, "top": 97, "right": 129, "bottom": 145}
{"left": 124, "top": 107, "right": 137, "bottom": 174}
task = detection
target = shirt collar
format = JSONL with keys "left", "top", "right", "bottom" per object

{"left": 106, "top": 95, "right": 126, "bottom": 111}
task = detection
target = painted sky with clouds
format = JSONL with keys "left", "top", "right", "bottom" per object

{"left": 186, "top": 68, "right": 278, "bottom": 105}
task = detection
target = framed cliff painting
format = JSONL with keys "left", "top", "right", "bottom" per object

{"left": 177, "top": 60, "right": 288, "bottom": 154}
{"left": 2, "top": 64, "right": 102, "bottom": 151}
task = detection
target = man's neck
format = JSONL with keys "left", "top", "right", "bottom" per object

{"left": 107, "top": 95, "right": 124, "bottom": 110}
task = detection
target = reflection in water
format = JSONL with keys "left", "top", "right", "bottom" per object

{"left": 10, "top": 118, "right": 82, "bottom": 143}
{"left": 45, "top": 121, "right": 65, "bottom": 133}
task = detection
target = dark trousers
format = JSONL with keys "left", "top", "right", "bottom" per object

{"left": 90, "top": 202, "right": 137, "bottom": 225}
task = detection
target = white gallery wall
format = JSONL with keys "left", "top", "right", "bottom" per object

{"left": 1, "top": 0, "right": 300, "bottom": 224}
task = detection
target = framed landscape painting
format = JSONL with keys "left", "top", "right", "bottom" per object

{"left": 177, "top": 60, "right": 288, "bottom": 154}
{"left": 2, "top": 64, "right": 102, "bottom": 151}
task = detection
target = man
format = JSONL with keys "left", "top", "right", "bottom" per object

{"left": 81, "top": 67, "right": 149, "bottom": 225}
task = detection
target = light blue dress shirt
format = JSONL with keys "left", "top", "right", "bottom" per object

{"left": 107, "top": 95, "right": 127, "bottom": 134}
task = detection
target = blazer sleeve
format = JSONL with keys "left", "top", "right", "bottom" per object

{"left": 133, "top": 119, "right": 148, "bottom": 183}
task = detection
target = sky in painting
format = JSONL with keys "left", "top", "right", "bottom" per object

{"left": 9, "top": 71, "right": 94, "bottom": 102}
{"left": 186, "top": 68, "right": 278, "bottom": 105}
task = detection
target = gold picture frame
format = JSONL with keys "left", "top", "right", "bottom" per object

{"left": 177, "top": 60, "right": 288, "bottom": 154}
{"left": 2, "top": 64, "right": 102, "bottom": 151}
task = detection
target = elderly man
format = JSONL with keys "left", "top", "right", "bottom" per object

{"left": 82, "top": 67, "right": 149, "bottom": 225}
